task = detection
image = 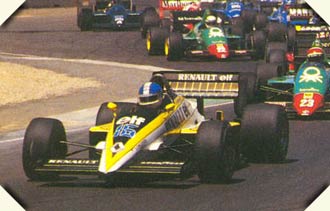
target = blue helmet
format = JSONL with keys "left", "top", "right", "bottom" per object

{"left": 138, "top": 82, "right": 163, "bottom": 107}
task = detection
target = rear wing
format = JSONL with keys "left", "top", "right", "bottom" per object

{"left": 158, "top": 0, "right": 201, "bottom": 19}
{"left": 288, "top": 5, "right": 314, "bottom": 22}
{"left": 294, "top": 24, "right": 330, "bottom": 61}
{"left": 171, "top": 10, "right": 204, "bottom": 32}
{"left": 153, "top": 71, "right": 239, "bottom": 98}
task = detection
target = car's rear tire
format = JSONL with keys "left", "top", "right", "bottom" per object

{"left": 255, "top": 13, "right": 268, "bottom": 30}
{"left": 240, "top": 103, "right": 289, "bottom": 163}
{"left": 141, "top": 7, "right": 160, "bottom": 39}
{"left": 268, "top": 49, "right": 287, "bottom": 75}
{"left": 256, "top": 63, "right": 280, "bottom": 85}
{"left": 22, "top": 118, "right": 67, "bottom": 181}
{"left": 267, "top": 22, "right": 287, "bottom": 42}
{"left": 146, "top": 27, "right": 168, "bottom": 55}
{"left": 195, "top": 121, "right": 238, "bottom": 183}
{"left": 287, "top": 26, "right": 296, "bottom": 51}
{"left": 166, "top": 32, "right": 183, "bottom": 61}
{"left": 231, "top": 17, "right": 244, "bottom": 37}
{"left": 241, "top": 10, "right": 256, "bottom": 32}
{"left": 265, "top": 41, "right": 287, "bottom": 63}
{"left": 251, "top": 30, "right": 266, "bottom": 60}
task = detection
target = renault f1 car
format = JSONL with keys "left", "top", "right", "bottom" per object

{"left": 22, "top": 71, "right": 289, "bottom": 185}
{"left": 77, "top": 0, "right": 141, "bottom": 31}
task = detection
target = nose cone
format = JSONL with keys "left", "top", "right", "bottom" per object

{"left": 208, "top": 44, "right": 229, "bottom": 59}
{"left": 293, "top": 92, "right": 324, "bottom": 116}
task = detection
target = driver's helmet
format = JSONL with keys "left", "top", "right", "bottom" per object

{"left": 312, "top": 39, "right": 322, "bottom": 48}
{"left": 307, "top": 47, "right": 325, "bottom": 63}
{"left": 138, "top": 82, "right": 163, "bottom": 108}
{"left": 107, "top": 0, "right": 116, "bottom": 8}
{"left": 205, "top": 15, "right": 217, "bottom": 27}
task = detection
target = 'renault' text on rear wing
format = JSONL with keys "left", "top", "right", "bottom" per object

{"left": 153, "top": 71, "right": 240, "bottom": 113}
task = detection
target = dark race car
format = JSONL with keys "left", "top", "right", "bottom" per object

{"left": 77, "top": 0, "right": 141, "bottom": 31}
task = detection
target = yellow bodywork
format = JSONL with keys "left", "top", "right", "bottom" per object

{"left": 89, "top": 96, "right": 201, "bottom": 174}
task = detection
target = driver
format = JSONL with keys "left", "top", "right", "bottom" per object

{"left": 193, "top": 15, "right": 221, "bottom": 36}
{"left": 306, "top": 46, "right": 327, "bottom": 64}
{"left": 138, "top": 82, "right": 164, "bottom": 110}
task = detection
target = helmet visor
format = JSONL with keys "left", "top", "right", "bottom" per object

{"left": 139, "top": 94, "right": 161, "bottom": 105}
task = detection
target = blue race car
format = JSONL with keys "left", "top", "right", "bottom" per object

{"left": 77, "top": 0, "right": 141, "bottom": 31}
{"left": 267, "top": 0, "right": 320, "bottom": 26}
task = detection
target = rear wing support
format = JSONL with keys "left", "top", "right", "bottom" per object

{"left": 152, "top": 71, "right": 240, "bottom": 114}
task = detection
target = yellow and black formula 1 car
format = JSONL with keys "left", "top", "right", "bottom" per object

{"left": 22, "top": 71, "right": 289, "bottom": 184}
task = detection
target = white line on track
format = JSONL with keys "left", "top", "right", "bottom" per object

{"left": 0, "top": 51, "right": 176, "bottom": 72}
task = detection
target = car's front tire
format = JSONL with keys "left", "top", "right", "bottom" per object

{"left": 22, "top": 118, "right": 67, "bottom": 181}
{"left": 195, "top": 121, "right": 238, "bottom": 183}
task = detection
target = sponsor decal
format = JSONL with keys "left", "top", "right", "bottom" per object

{"left": 140, "top": 161, "right": 184, "bottom": 165}
{"left": 299, "top": 93, "right": 315, "bottom": 108}
{"left": 177, "top": 16, "right": 202, "bottom": 21}
{"left": 165, "top": 102, "right": 191, "bottom": 130}
{"left": 316, "top": 31, "right": 330, "bottom": 39}
{"left": 177, "top": 73, "right": 235, "bottom": 81}
{"left": 217, "top": 44, "right": 227, "bottom": 53}
{"left": 234, "top": 50, "right": 248, "bottom": 54}
{"left": 299, "top": 66, "right": 323, "bottom": 83}
{"left": 295, "top": 25, "right": 330, "bottom": 32}
{"left": 116, "top": 116, "right": 145, "bottom": 126}
{"left": 114, "top": 116, "right": 146, "bottom": 138}
{"left": 161, "top": 0, "right": 195, "bottom": 8}
{"left": 208, "top": 28, "right": 224, "bottom": 38}
{"left": 289, "top": 8, "right": 313, "bottom": 17}
{"left": 48, "top": 159, "right": 98, "bottom": 165}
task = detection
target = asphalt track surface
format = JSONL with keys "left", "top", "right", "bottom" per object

{"left": 1, "top": 2, "right": 330, "bottom": 210}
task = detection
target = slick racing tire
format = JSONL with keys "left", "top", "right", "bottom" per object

{"left": 240, "top": 103, "right": 289, "bottom": 163}
{"left": 234, "top": 72, "right": 257, "bottom": 117}
{"left": 287, "top": 26, "right": 296, "bottom": 51}
{"left": 78, "top": 8, "right": 93, "bottom": 31}
{"left": 231, "top": 17, "right": 244, "bottom": 37}
{"left": 254, "top": 13, "right": 268, "bottom": 30}
{"left": 141, "top": 7, "right": 160, "bottom": 39}
{"left": 267, "top": 22, "right": 287, "bottom": 42}
{"left": 146, "top": 27, "right": 168, "bottom": 55}
{"left": 265, "top": 41, "right": 287, "bottom": 63}
{"left": 268, "top": 49, "right": 287, "bottom": 75}
{"left": 22, "top": 118, "right": 67, "bottom": 181}
{"left": 241, "top": 10, "right": 256, "bottom": 32}
{"left": 234, "top": 77, "right": 248, "bottom": 118}
{"left": 89, "top": 102, "right": 135, "bottom": 159}
{"left": 165, "top": 32, "right": 183, "bottom": 61}
{"left": 195, "top": 121, "right": 237, "bottom": 183}
{"left": 251, "top": 30, "right": 266, "bottom": 60}
{"left": 256, "top": 63, "right": 280, "bottom": 85}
